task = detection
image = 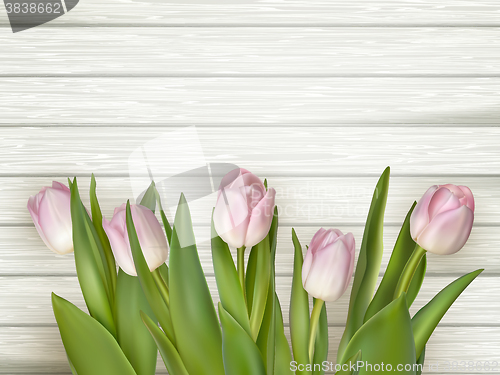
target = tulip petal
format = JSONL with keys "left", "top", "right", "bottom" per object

{"left": 28, "top": 194, "right": 59, "bottom": 254}
{"left": 458, "top": 185, "right": 475, "bottom": 212}
{"left": 245, "top": 188, "right": 276, "bottom": 248}
{"left": 103, "top": 217, "right": 136, "bottom": 276}
{"left": 214, "top": 188, "right": 250, "bottom": 248}
{"left": 427, "top": 187, "right": 461, "bottom": 220}
{"left": 52, "top": 181, "right": 71, "bottom": 192}
{"left": 38, "top": 187, "right": 73, "bottom": 254}
{"left": 303, "top": 241, "right": 353, "bottom": 301}
{"left": 410, "top": 185, "right": 438, "bottom": 240}
{"left": 417, "top": 205, "right": 474, "bottom": 255}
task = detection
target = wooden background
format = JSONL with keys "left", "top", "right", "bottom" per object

{"left": 1, "top": 0, "right": 500, "bottom": 373}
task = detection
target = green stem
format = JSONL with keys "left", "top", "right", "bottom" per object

{"left": 308, "top": 299, "right": 325, "bottom": 363}
{"left": 152, "top": 267, "right": 170, "bottom": 306}
{"left": 394, "top": 245, "right": 427, "bottom": 300}
{"left": 237, "top": 246, "right": 246, "bottom": 298}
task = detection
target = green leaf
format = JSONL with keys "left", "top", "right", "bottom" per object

{"left": 125, "top": 201, "right": 175, "bottom": 344}
{"left": 219, "top": 303, "right": 267, "bottom": 375}
{"left": 416, "top": 347, "right": 425, "bottom": 375}
{"left": 70, "top": 178, "right": 116, "bottom": 337}
{"left": 290, "top": 229, "right": 310, "bottom": 375}
{"left": 139, "top": 181, "right": 157, "bottom": 212}
{"left": 335, "top": 351, "right": 362, "bottom": 375}
{"left": 141, "top": 312, "right": 189, "bottom": 375}
{"left": 274, "top": 295, "right": 294, "bottom": 375}
{"left": 211, "top": 212, "right": 251, "bottom": 335}
{"left": 412, "top": 269, "right": 483, "bottom": 358}
{"left": 116, "top": 269, "right": 158, "bottom": 375}
{"left": 169, "top": 194, "right": 224, "bottom": 375}
{"left": 407, "top": 254, "right": 426, "bottom": 308}
{"left": 364, "top": 202, "right": 416, "bottom": 322}
{"left": 338, "top": 167, "right": 390, "bottom": 362}
{"left": 340, "top": 294, "right": 416, "bottom": 375}
{"left": 312, "top": 298, "right": 328, "bottom": 375}
{"left": 52, "top": 293, "right": 136, "bottom": 375}
{"left": 89, "top": 174, "right": 117, "bottom": 302}
{"left": 246, "top": 246, "right": 258, "bottom": 315}
{"left": 154, "top": 187, "right": 173, "bottom": 246}
{"left": 249, "top": 235, "right": 271, "bottom": 341}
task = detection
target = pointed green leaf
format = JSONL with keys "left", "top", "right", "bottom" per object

{"left": 90, "top": 174, "right": 117, "bottom": 301}
{"left": 212, "top": 212, "right": 251, "bottom": 335}
{"left": 407, "top": 254, "right": 426, "bottom": 308}
{"left": 290, "top": 229, "right": 310, "bottom": 375}
{"left": 125, "top": 201, "right": 175, "bottom": 344}
{"left": 116, "top": 269, "right": 157, "bottom": 375}
{"left": 338, "top": 167, "right": 390, "bottom": 362}
{"left": 154, "top": 187, "right": 173, "bottom": 245}
{"left": 275, "top": 295, "right": 294, "bottom": 375}
{"left": 341, "top": 294, "right": 416, "bottom": 375}
{"left": 249, "top": 235, "right": 271, "bottom": 341}
{"left": 219, "top": 303, "right": 267, "bottom": 375}
{"left": 313, "top": 298, "right": 328, "bottom": 375}
{"left": 70, "top": 178, "right": 116, "bottom": 337}
{"left": 335, "top": 351, "right": 362, "bottom": 375}
{"left": 412, "top": 269, "right": 483, "bottom": 358}
{"left": 139, "top": 181, "right": 157, "bottom": 212}
{"left": 52, "top": 293, "right": 136, "bottom": 375}
{"left": 141, "top": 312, "right": 189, "bottom": 375}
{"left": 364, "top": 202, "right": 416, "bottom": 322}
{"left": 169, "top": 194, "right": 224, "bottom": 375}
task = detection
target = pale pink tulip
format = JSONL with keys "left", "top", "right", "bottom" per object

{"left": 213, "top": 168, "right": 276, "bottom": 248}
{"left": 103, "top": 203, "right": 168, "bottom": 276}
{"left": 27, "top": 181, "right": 73, "bottom": 255}
{"left": 302, "top": 228, "right": 355, "bottom": 302}
{"left": 410, "top": 184, "right": 475, "bottom": 255}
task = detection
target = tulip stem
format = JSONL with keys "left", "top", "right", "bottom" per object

{"left": 308, "top": 298, "right": 325, "bottom": 363}
{"left": 237, "top": 246, "right": 246, "bottom": 298}
{"left": 152, "top": 268, "right": 170, "bottom": 306}
{"left": 394, "top": 245, "right": 427, "bottom": 300}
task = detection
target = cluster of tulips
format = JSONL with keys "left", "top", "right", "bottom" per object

{"left": 27, "top": 167, "right": 481, "bottom": 375}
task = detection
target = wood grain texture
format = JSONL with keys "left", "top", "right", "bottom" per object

{"left": 0, "top": 275, "right": 495, "bottom": 326}
{"left": 2, "top": 28, "right": 500, "bottom": 76}
{"left": 1, "top": 78, "right": 500, "bottom": 125}
{"left": 2, "top": 127, "right": 500, "bottom": 175}
{"left": 1, "top": 326, "right": 498, "bottom": 374}
{"left": 1, "top": 0, "right": 500, "bottom": 26}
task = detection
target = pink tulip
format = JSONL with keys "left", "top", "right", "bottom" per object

{"left": 103, "top": 203, "right": 168, "bottom": 276}
{"left": 27, "top": 181, "right": 73, "bottom": 255}
{"left": 213, "top": 168, "right": 276, "bottom": 248}
{"left": 410, "top": 184, "right": 475, "bottom": 255}
{"left": 302, "top": 228, "right": 355, "bottom": 302}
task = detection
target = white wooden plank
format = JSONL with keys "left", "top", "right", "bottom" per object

{"left": 1, "top": 275, "right": 495, "bottom": 325}
{"left": 1, "top": 326, "right": 498, "bottom": 374}
{"left": 1, "top": 0, "right": 500, "bottom": 26}
{"left": 2, "top": 127, "right": 500, "bottom": 175}
{"left": 5, "top": 176, "right": 500, "bottom": 225}
{"left": 1, "top": 79, "right": 500, "bottom": 125}
{"left": 2, "top": 28, "right": 500, "bottom": 76}
{"left": 1, "top": 225, "right": 498, "bottom": 276}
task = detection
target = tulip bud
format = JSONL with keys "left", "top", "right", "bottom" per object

{"left": 103, "top": 203, "right": 168, "bottom": 276}
{"left": 27, "top": 181, "right": 73, "bottom": 255}
{"left": 213, "top": 168, "right": 276, "bottom": 248}
{"left": 410, "top": 184, "right": 475, "bottom": 255}
{"left": 302, "top": 228, "right": 355, "bottom": 302}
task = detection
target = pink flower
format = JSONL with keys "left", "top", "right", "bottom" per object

{"left": 410, "top": 184, "right": 475, "bottom": 255}
{"left": 213, "top": 168, "right": 276, "bottom": 248}
{"left": 27, "top": 181, "right": 73, "bottom": 255}
{"left": 103, "top": 203, "right": 168, "bottom": 276}
{"left": 302, "top": 228, "right": 355, "bottom": 302}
